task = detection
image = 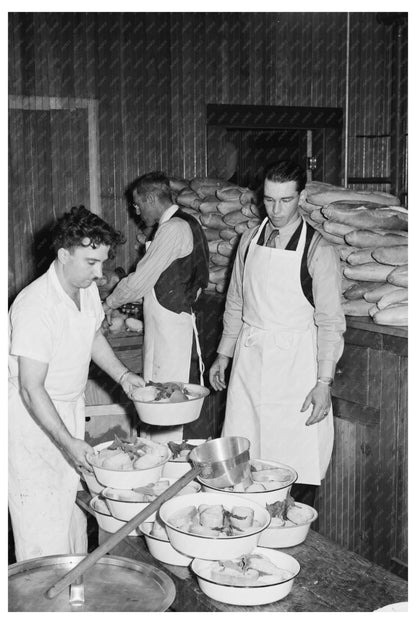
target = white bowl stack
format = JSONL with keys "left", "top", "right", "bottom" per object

{"left": 86, "top": 439, "right": 212, "bottom": 541}
{"left": 89, "top": 495, "right": 140, "bottom": 537}
{"left": 102, "top": 479, "right": 201, "bottom": 523}
{"left": 139, "top": 521, "right": 194, "bottom": 567}
{"left": 198, "top": 458, "right": 317, "bottom": 549}
{"left": 154, "top": 491, "right": 302, "bottom": 606}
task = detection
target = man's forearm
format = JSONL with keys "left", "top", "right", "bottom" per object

{"left": 20, "top": 384, "right": 74, "bottom": 451}
{"left": 91, "top": 330, "right": 130, "bottom": 382}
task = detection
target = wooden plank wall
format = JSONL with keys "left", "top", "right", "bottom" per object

{"left": 317, "top": 328, "right": 408, "bottom": 574}
{"left": 8, "top": 12, "right": 406, "bottom": 299}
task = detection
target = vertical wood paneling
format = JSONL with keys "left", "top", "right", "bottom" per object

{"left": 181, "top": 14, "right": 196, "bottom": 176}
{"left": 193, "top": 16, "right": 207, "bottom": 175}
{"left": 289, "top": 14, "right": 303, "bottom": 105}
{"left": 73, "top": 14, "right": 88, "bottom": 98}
{"left": 347, "top": 13, "right": 396, "bottom": 191}
{"left": 8, "top": 12, "right": 406, "bottom": 296}
{"left": 395, "top": 357, "right": 408, "bottom": 563}
{"left": 8, "top": 109, "right": 24, "bottom": 297}
{"left": 238, "top": 15, "right": 251, "bottom": 104}
{"left": 116, "top": 15, "right": 140, "bottom": 272}
{"left": 19, "top": 14, "right": 36, "bottom": 94}
{"left": 263, "top": 14, "right": 276, "bottom": 104}
{"left": 47, "top": 14, "right": 62, "bottom": 96}
{"left": 275, "top": 15, "right": 289, "bottom": 104}
{"left": 95, "top": 13, "right": 119, "bottom": 270}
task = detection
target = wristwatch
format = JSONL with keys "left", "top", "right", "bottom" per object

{"left": 317, "top": 377, "right": 334, "bottom": 387}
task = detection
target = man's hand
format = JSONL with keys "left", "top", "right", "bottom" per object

{"left": 102, "top": 300, "right": 114, "bottom": 325}
{"left": 300, "top": 382, "right": 332, "bottom": 426}
{"left": 120, "top": 371, "right": 145, "bottom": 398}
{"left": 64, "top": 438, "right": 95, "bottom": 473}
{"left": 209, "top": 354, "right": 230, "bottom": 391}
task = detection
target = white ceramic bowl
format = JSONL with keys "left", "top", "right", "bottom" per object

{"left": 198, "top": 458, "right": 297, "bottom": 506}
{"left": 191, "top": 547, "right": 300, "bottom": 606}
{"left": 81, "top": 470, "right": 105, "bottom": 496}
{"left": 102, "top": 479, "right": 201, "bottom": 522}
{"left": 88, "top": 440, "right": 170, "bottom": 489}
{"left": 89, "top": 495, "right": 139, "bottom": 537}
{"left": 159, "top": 492, "right": 270, "bottom": 560}
{"left": 131, "top": 383, "right": 210, "bottom": 426}
{"left": 162, "top": 439, "right": 206, "bottom": 479}
{"left": 139, "top": 521, "right": 193, "bottom": 567}
{"left": 258, "top": 503, "right": 318, "bottom": 548}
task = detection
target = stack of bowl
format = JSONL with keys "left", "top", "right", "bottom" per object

{"left": 86, "top": 440, "right": 171, "bottom": 535}
{"left": 198, "top": 458, "right": 318, "bottom": 549}
{"left": 85, "top": 439, "right": 204, "bottom": 541}
{"left": 154, "top": 491, "right": 300, "bottom": 606}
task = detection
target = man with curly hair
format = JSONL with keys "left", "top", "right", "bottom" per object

{"left": 8, "top": 206, "right": 145, "bottom": 561}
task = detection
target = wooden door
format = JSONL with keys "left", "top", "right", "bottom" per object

{"left": 8, "top": 97, "right": 100, "bottom": 303}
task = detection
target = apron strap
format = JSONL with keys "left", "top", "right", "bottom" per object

{"left": 243, "top": 220, "right": 268, "bottom": 265}
{"left": 191, "top": 311, "right": 205, "bottom": 386}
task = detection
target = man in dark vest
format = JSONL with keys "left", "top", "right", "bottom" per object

{"left": 103, "top": 171, "right": 209, "bottom": 441}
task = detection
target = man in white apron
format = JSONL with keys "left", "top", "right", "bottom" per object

{"left": 104, "top": 172, "right": 209, "bottom": 442}
{"left": 209, "top": 161, "right": 345, "bottom": 505}
{"left": 9, "top": 207, "right": 144, "bottom": 561}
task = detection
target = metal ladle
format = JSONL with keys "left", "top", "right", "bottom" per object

{"left": 46, "top": 436, "right": 251, "bottom": 600}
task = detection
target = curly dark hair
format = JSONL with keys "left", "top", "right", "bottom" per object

{"left": 51, "top": 206, "right": 125, "bottom": 259}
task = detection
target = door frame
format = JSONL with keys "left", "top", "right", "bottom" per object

{"left": 206, "top": 103, "right": 344, "bottom": 186}
{"left": 8, "top": 95, "right": 101, "bottom": 215}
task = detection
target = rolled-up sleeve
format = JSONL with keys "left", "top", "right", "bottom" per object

{"left": 308, "top": 235, "right": 346, "bottom": 377}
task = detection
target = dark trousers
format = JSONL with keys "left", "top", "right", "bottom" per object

{"left": 290, "top": 483, "right": 318, "bottom": 507}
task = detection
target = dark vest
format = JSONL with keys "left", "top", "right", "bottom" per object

{"left": 153, "top": 209, "right": 209, "bottom": 314}
{"left": 245, "top": 219, "right": 316, "bottom": 307}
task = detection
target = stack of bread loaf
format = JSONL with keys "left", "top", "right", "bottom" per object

{"left": 299, "top": 182, "right": 408, "bottom": 326}
{"left": 168, "top": 176, "right": 408, "bottom": 327}
{"left": 169, "top": 176, "right": 262, "bottom": 294}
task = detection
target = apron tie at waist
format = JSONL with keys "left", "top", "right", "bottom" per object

{"left": 243, "top": 324, "right": 314, "bottom": 349}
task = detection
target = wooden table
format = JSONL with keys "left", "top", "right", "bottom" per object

{"left": 77, "top": 492, "right": 407, "bottom": 612}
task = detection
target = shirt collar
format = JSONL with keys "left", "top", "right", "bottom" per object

{"left": 48, "top": 260, "right": 83, "bottom": 309}
{"left": 159, "top": 204, "right": 179, "bottom": 225}
{"left": 266, "top": 215, "right": 302, "bottom": 235}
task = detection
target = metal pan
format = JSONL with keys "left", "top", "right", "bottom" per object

{"left": 46, "top": 436, "right": 251, "bottom": 601}
{"left": 9, "top": 554, "right": 175, "bottom": 612}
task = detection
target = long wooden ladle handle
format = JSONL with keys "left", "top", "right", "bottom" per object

{"left": 46, "top": 465, "right": 201, "bottom": 600}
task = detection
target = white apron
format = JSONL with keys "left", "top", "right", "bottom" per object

{"left": 8, "top": 294, "right": 97, "bottom": 561}
{"left": 141, "top": 210, "right": 204, "bottom": 443}
{"left": 222, "top": 218, "right": 333, "bottom": 485}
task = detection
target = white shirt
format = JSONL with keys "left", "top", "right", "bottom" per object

{"left": 9, "top": 262, "right": 104, "bottom": 400}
